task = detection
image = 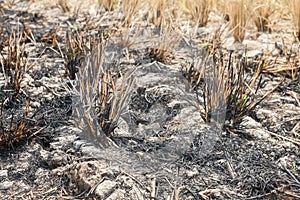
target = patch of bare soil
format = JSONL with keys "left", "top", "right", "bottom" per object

{"left": 0, "top": 1, "right": 300, "bottom": 199}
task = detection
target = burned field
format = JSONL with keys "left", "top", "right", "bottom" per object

{"left": 0, "top": 0, "right": 300, "bottom": 199}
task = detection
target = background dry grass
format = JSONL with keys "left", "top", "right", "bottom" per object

{"left": 290, "top": 0, "right": 300, "bottom": 41}
{"left": 252, "top": 0, "right": 274, "bottom": 32}
{"left": 228, "top": 0, "right": 248, "bottom": 43}
{"left": 185, "top": 0, "right": 211, "bottom": 27}
{"left": 0, "top": 0, "right": 299, "bottom": 199}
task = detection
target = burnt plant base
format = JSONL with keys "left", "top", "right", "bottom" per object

{"left": 184, "top": 47, "right": 280, "bottom": 133}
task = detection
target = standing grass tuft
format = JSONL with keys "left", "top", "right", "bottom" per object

{"left": 0, "top": 28, "right": 29, "bottom": 95}
{"left": 185, "top": 0, "right": 211, "bottom": 27}
{"left": 228, "top": 0, "right": 248, "bottom": 43}
{"left": 185, "top": 45, "right": 282, "bottom": 132}
{"left": 0, "top": 98, "right": 45, "bottom": 148}
{"left": 252, "top": 0, "right": 274, "bottom": 33}
{"left": 121, "top": 0, "right": 141, "bottom": 26}
{"left": 98, "top": 0, "right": 116, "bottom": 11}
{"left": 73, "top": 40, "right": 135, "bottom": 148}
{"left": 291, "top": 0, "right": 300, "bottom": 41}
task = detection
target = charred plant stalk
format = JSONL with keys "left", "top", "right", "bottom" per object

{"left": 0, "top": 29, "right": 28, "bottom": 95}
{"left": 74, "top": 42, "right": 134, "bottom": 148}
{"left": 187, "top": 46, "right": 274, "bottom": 131}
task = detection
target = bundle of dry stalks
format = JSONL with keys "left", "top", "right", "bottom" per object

{"left": 121, "top": 0, "right": 141, "bottom": 26}
{"left": 64, "top": 30, "right": 94, "bottom": 80}
{"left": 290, "top": 0, "right": 300, "bottom": 41}
{"left": 146, "top": 0, "right": 173, "bottom": 27}
{"left": 252, "top": 0, "right": 274, "bottom": 32}
{"left": 0, "top": 98, "right": 46, "bottom": 148}
{"left": 228, "top": 0, "right": 248, "bottom": 43}
{"left": 0, "top": 28, "right": 29, "bottom": 95}
{"left": 148, "top": 23, "right": 180, "bottom": 64}
{"left": 73, "top": 41, "right": 134, "bottom": 148}
{"left": 185, "top": 45, "right": 281, "bottom": 132}
{"left": 98, "top": 0, "right": 116, "bottom": 11}
{"left": 185, "top": 0, "right": 211, "bottom": 27}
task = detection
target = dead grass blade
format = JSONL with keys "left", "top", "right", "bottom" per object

{"left": 98, "top": 0, "right": 116, "bottom": 11}
{"left": 121, "top": 0, "right": 141, "bottom": 26}
{"left": 290, "top": 0, "right": 300, "bottom": 41}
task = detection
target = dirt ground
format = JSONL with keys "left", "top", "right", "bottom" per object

{"left": 0, "top": 0, "right": 300, "bottom": 199}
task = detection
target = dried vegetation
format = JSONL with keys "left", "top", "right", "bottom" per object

{"left": 228, "top": 0, "right": 248, "bottom": 43}
{"left": 252, "top": 0, "right": 274, "bottom": 32}
{"left": 290, "top": 0, "right": 300, "bottom": 41}
{"left": 0, "top": 26, "right": 45, "bottom": 147}
{"left": 0, "top": 0, "right": 300, "bottom": 198}
{"left": 73, "top": 37, "right": 134, "bottom": 148}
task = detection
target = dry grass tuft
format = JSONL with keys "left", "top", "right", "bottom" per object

{"left": 290, "top": 0, "right": 300, "bottom": 41}
{"left": 185, "top": 45, "right": 282, "bottom": 132}
{"left": 57, "top": 0, "right": 70, "bottom": 12}
{"left": 98, "top": 0, "right": 116, "bottom": 11}
{"left": 0, "top": 28, "right": 29, "bottom": 95}
{"left": 228, "top": 0, "right": 248, "bottom": 43}
{"left": 148, "top": 24, "right": 180, "bottom": 64}
{"left": 73, "top": 40, "right": 134, "bottom": 148}
{"left": 40, "top": 27, "right": 58, "bottom": 48}
{"left": 145, "top": 0, "right": 168, "bottom": 27}
{"left": 185, "top": 0, "right": 211, "bottom": 27}
{"left": 0, "top": 98, "right": 45, "bottom": 148}
{"left": 121, "top": 0, "right": 141, "bottom": 26}
{"left": 63, "top": 29, "right": 98, "bottom": 80}
{"left": 252, "top": 0, "right": 274, "bottom": 32}
{"left": 264, "top": 40, "right": 300, "bottom": 80}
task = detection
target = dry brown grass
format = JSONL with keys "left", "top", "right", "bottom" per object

{"left": 290, "top": 0, "right": 300, "bottom": 41}
{"left": 148, "top": 23, "right": 180, "bottom": 64}
{"left": 98, "top": 0, "right": 116, "bottom": 11}
{"left": 0, "top": 28, "right": 29, "bottom": 95}
{"left": 228, "top": 0, "right": 248, "bottom": 43}
{"left": 121, "top": 0, "right": 141, "bottom": 26}
{"left": 57, "top": 0, "right": 70, "bottom": 12}
{"left": 145, "top": 0, "right": 176, "bottom": 27}
{"left": 63, "top": 29, "right": 98, "bottom": 80}
{"left": 185, "top": 0, "right": 211, "bottom": 27}
{"left": 252, "top": 0, "right": 274, "bottom": 32}
{"left": 264, "top": 40, "right": 300, "bottom": 80}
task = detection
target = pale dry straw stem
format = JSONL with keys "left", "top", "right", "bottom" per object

{"left": 185, "top": 0, "right": 211, "bottom": 27}
{"left": 146, "top": 0, "right": 167, "bottom": 26}
{"left": 228, "top": 0, "right": 249, "bottom": 43}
